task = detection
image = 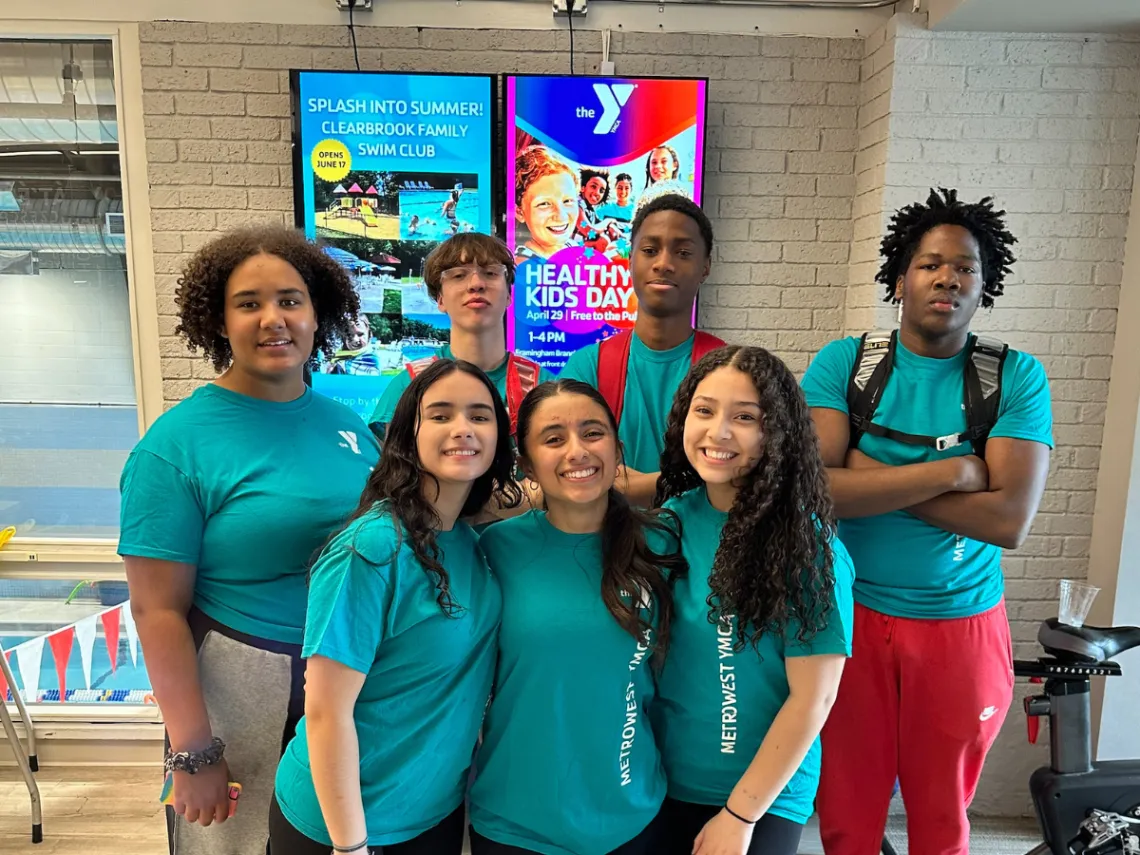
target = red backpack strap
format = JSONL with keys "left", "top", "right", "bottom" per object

{"left": 504, "top": 354, "right": 543, "bottom": 435}
{"left": 404, "top": 355, "right": 439, "bottom": 378}
{"left": 690, "top": 331, "right": 726, "bottom": 364}
{"left": 597, "top": 331, "right": 634, "bottom": 425}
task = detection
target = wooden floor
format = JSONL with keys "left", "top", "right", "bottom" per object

{"left": 2, "top": 766, "right": 1044, "bottom": 855}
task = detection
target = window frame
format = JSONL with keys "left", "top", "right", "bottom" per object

{"left": 0, "top": 21, "right": 162, "bottom": 567}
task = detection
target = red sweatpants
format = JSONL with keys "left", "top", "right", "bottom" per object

{"left": 816, "top": 600, "right": 1014, "bottom": 855}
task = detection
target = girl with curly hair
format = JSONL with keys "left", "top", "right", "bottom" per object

{"left": 651, "top": 345, "right": 854, "bottom": 855}
{"left": 271, "top": 358, "right": 521, "bottom": 855}
{"left": 118, "top": 226, "right": 379, "bottom": 855}
{"left": 467, "top": 379, "right": 686, "bottom": 855}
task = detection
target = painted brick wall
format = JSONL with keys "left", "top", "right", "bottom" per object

{"left": 138, "top": 22, "right": 862, "bottom": 395}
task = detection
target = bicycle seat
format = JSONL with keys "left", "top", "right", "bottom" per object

{"left": 1038, "top": 618, "right": 1140, "bottom": 663}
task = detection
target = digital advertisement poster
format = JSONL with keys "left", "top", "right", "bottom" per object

{"left": 291, "top": 70, "right": 496, "bottom": 418}
{"left": 505, "top": 74, "right": 708, "bottom": 373}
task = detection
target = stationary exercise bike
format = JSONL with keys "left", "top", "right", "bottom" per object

{"left": 1015, "top": 613, "right": 1140, "bottom": 855}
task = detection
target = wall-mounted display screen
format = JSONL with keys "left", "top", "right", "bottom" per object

{"left": 504, "top": 74, "right": 708, "bottom": 373}
{"left": 291, "top": 70, "right": 496, "bottom": 418}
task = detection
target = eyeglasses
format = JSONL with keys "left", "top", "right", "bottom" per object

{"left": 440, "top": 265, "right": 508, "bottom": 286}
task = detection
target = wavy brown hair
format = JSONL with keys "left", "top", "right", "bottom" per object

{"left": 654, "top": 346, "right": 836, "bottom": 652}
{"left": 175, "top": 226, "right": 360, "bottom": 371}
{"left": 516, "top": 379, "right": 687, "bottom": 658}
{"left": 344, "top": 359, "right": 522, "bottom": 616}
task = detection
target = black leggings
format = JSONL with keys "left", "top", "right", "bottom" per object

{"left": 655, "top": 798, "right": 803, "bottom": 855}
{"left": 268, "top": 796, "right": 465, "bottom": 855}
{"left": 469, "top": 812, "right": 662, "bottom": 855}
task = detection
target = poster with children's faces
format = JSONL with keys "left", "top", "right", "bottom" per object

{"left": 291, "top": 70, "right": 495, "bottom": 419}
{"left": 505, "top": 74, "right": 708, "bottom": 374}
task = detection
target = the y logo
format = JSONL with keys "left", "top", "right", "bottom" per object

{"left": 591, "top": 83, "right": 635, "bottom": 134}
{"left": 338, "top": 430, "right": 361, "bottom": 455}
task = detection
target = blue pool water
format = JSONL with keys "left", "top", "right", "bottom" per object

{"left": 2, "top": 634, "right": 150, "bottom": 700}
{"left": 399, "top": 190, "right": 480, "bottom": 240}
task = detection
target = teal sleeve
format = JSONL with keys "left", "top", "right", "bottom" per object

{"left": 989, "top": 351, "right": 1054, "bottom": 449}
{"left": 117, "top": 450, "right": 204, "bottom": 565}
{"left": 368, "top": 371, "right": 412, "bottom": 430}
{"left": 558, "top": 344, "right": 599, "bottom": 386}
{"left": 785, "top": 536, "right": 855, "bottom": 659}
{"left": 302, "top": 529, "right": 394, "bottom": 673}
{"left": 800, "top": 337, "right": 858, "bottom": 414}
{"left": 538, "top": 365, "right": 557, "bottom": 384}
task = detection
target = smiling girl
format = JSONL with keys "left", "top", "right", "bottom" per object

{"left": 468, "top": 379, "right": 686, "bottom": 855}
{"left": 651, "top": 346, "right": 855, "bottom": 855}
{"left": 270, "top": 359, "right": 521, "bottom": 855}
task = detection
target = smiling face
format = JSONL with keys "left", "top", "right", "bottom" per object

{"left": 648, "top": 148, "right": 676, "bottom": 183}
{"left": 344, "top": 314, "right": 369, "bottom": 350}
{"left": 221, "top": 252, "right": 317, "bottom": 380}
{"left": 683, "top": 365, "right": 763, "bottom": 506}
{"left": 615, "top": 179, "right": 632, "bottom": 206}
{"left": 583, "top": 175, "right": 608, "bottom": 208}
{"left": 518, "top": 171, "right": 578, "bottom": 255}
{"left": 630, "top": 209, "right": 710, "bottom": 320}
{"left": 895, "top": 223, "right": 985, "bottom": 344}
{"left": 415, "top": 369, "right": 499, "bottom": 490}
{"left": 520, "top": 390, "right": 618, "bottom": 511}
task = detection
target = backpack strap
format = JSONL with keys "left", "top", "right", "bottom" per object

{"left": 505, "top": 353, "right": 543, "bottom": 436}
{"left": 847, "top": 331, "right": 1007, "bottom": 456}
{"left": 691, "top": 330, "right": 726, "bottom": 363}
{"left": 597, "top": 330, "right": 634, "bottom": 426}
{"left": 404, "top": 355, "right": 439, "bottom": 378}
{"left": 846, "top": 330, "right": 896, "bottom": 450}
{"left": 963, "top": 334, "right": 1008, "bottom": 458}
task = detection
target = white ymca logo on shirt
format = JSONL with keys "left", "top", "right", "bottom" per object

{"left": 338, "top": 430, "right": 361, "bottom": 455}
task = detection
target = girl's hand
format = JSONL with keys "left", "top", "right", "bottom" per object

{"left": 692, "top": 808, "right": 755, "bottom": 855}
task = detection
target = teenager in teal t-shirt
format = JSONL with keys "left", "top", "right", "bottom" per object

{"left": 118, "top": 227, "right": 377, "bottom": 855}
{"left": 469, "top": 379, "right": 686, "bottom": 855}
{"left": 802, "top": 191, "right": 1053, "bottom": 855}
{"left": 270, "top": 359, "right": 522, "bottom": 855}
{"left": 651, "top": 346, "right": 852, "bottom": 855}
{"left": 559, "top": 194, "right": 724, "bottom": 506}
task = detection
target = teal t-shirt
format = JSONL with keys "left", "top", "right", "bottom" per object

{"left": 559, "top": 332, "right": 696, "bottom": 474}
{"left": 470, "top": 511, "right": 666, "bottom": 855}
{"left": 117, "top": 384, "right": 378, "bottom": 644}
{"left": 274, "top": 508, "right": 501, "bottom": 847}
{"left": 800, "top": 334, "right": 1054, "bottom": 619}
{"left": 598, "top": 201, "right": 635, "bottom": 222}
{"left": 367, "top": 345, "right": 554, "bottom": 433}
{"left": 652, "top": 488, "right": 854, "bottom": 824}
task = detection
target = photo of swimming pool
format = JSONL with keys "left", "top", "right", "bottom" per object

{"left": 399, "top": 188, "right": 480, "bottom": 241}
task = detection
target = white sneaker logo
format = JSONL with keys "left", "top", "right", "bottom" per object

{"left": 979, "top": 705, "right": 998, "bottom": 722}
{"left": 338, "top": 430, "right": 361, "bottom": 455}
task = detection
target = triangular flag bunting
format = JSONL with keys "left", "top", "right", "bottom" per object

{"left": 48, "top": 628, "right": 75, "bottom": 702}
{"left": 75, "top": 614, "right": 98, "bottom": 690}
{"left": 123, "top": 601, "right": 139, "bottom": 667}
{"left": 101, "top": 608, "right": 122, "bottom": 674}
{"left": 0, "top": 650, "right": 10, "bottom": 703}
{"left": 14, "top": 636, "right": 45, "bottom": 703}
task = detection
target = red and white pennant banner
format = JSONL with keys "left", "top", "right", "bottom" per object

{"left": 1, "top": 601, "right": 132, "bottom": 703}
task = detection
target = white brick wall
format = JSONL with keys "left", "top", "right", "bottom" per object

{"left": 137, "top": 18, "right": 1140, "bottom": 818}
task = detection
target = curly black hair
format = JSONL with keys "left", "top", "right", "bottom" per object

{"left": 878, "top": 187, "right": 1017, "bottom": 310}
{"left": 654, "top": 346, "right": 837, "bottom": 653}
{"left": 340, "top": 358, "right": 522, "bottom": 616}
{"left": 631, "top": 192, "right": 715, "bottom": 259}
{"left": 175, "top": 226, "right": 361, "bottom": 371}
{"left": 515, "top": 379, "right": 687, "bottom": 660}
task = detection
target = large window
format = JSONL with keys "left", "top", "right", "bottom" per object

{"left": 0, "top": 36, "right": 152, "bottom": 712}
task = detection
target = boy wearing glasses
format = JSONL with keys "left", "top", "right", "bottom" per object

{"left": 368, "top": 233, "right": 554, "bottom": 442}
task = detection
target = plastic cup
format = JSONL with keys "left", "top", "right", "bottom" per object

{"left": 1058, "top": 579, "right": 1099, "bottom": 627}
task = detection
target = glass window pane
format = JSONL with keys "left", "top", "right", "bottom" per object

{"left": 0, "top": 579, "right": 151, "bottom": 706}
{"left": 0, "top": 38, "right": 136, "bottom": 540}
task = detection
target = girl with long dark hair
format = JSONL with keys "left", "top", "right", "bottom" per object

{"left": 269, "top": 359, "right": 521, "bottom": 855}
{"left": 467, "top": 379, "right": 686, "bottom": 855}
{"left": 651, "top": 346, "right": 854, "bottom": 855}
